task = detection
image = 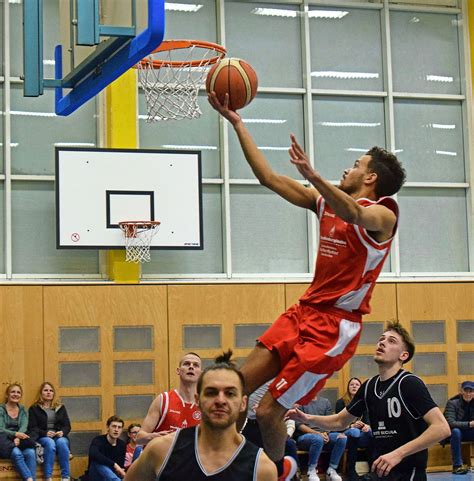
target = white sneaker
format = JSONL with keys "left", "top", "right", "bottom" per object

{"left": 307, "top": 467, "right": 320, "bottom": 481}
{"left": 326, "top": 467, "right": 342, "bottom": 481}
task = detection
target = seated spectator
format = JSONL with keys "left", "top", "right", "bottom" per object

{"left": 87, "top": 415, "right": 126, "bottom": 481}
{"left": 0, "top": 383, "right": 36, "bottom": 481}
{"left": 295, "top": 394, "right": 346, "bottom": 481}
{"left": 444, "top": 380, "right": 473, "bottom": 475}
{"left": 124, "top": 423, "right": 142, "bottom": 470}
{"left": 28, "top": 382, "right": 71, "bottom": 481}
{"left": 335, "top": 378, "right": 373, "bottom": 481}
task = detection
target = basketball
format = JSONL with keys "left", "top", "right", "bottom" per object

{"left": 206, "top": 58, "right": 258, "bottom": 111}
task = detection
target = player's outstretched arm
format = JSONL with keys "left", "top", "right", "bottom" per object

{"left": 289, "top": 135, "right": 396, "bottom": 236}
{"left": 371, "top": 407, "right": 450, "bottom": 477}
{"left": 136, "top": 394, "right": 169, "bottom": 445}
{"left": 256, "top": 451, "right": 278, "bottom": 481}
{"left": 208, "top": 92, "right": 318, "bottom": 211}
{"left": 125, "top": 434, "right": 175, "bottom": 481}
{"left": 287, "top": 407, "right": 355, "bottom": 432}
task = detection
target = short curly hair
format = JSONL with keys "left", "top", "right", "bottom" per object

{"left": 366, "top": 146, "right": 406, "bottom": 197}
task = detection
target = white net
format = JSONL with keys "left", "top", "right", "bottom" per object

{"left": 137, "top": 41, "right": 226, "bottom": 121}
{"left": 119, "top": 222, "right": 160, "bottom": 263}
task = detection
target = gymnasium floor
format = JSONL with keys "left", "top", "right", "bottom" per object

{"left": 299, "top": 472, "right": 474, "bottom": 481}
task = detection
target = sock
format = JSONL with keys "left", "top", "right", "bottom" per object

{"left": 275, "top": 458, "right": 284, "bottom": 476}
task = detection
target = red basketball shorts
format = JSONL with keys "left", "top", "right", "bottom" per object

{"left": 259, "top": 303, "right": 362, "bottom": 409}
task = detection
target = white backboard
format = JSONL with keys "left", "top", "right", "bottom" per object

{"left": 56, "top": 148, "right": 203, "bottom": 249}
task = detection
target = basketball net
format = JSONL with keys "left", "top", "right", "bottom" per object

{"left": 137, "top": 40, "right": 226, "bottom": 121}
{"left": 119, "top": 221, "right": 160, "bottom": 263}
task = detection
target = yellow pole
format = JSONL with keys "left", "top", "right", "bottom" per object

{"left": 105, "top": 70, "right": 141, "bottom": 283}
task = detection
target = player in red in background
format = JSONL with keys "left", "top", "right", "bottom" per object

{"left": 136, "top": 353, "right": 202, "bottom": 446}
{"left": 208, "top": 92, "right": 406, "bottom": 481}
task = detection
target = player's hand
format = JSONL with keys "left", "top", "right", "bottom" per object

{"left": 372, "top": 450, "right": 403, "bottom": 477}
{"left": 286, "top": 407, "right": 309, "bottom": 423}
{"left": 361, "top": 423, "right": 371, "bottom": 433}
{"left": 208, "top": 92, "right": 242, "bottom": 127}
{"left": 15, "top": 432, "right": 29, "bottom": 440}
{"left": 321, "top": 432, "right": 330, "bottom": 443}
{"left": 47, "top": 431, "right": 56, "bottom": 438}
{"left": 353, "top": 420, "right": 364, "bottom": 429}
{"left": 55, "top": 431, "right": 64, "bottom": 437}
{"left": 13, "top": 438, "right": 20, "bottom": 446}
{"left": 289, "top": 134, "right": 316, "bottom": 181}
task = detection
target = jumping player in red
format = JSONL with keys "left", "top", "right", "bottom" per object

{"left": 208, "top": 92, "right": 406, "bottom": 481}
{"left": 136, "top": 353, "right": 202, "bottom": 445}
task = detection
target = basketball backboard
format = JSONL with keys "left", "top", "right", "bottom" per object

{"left": 56, "top": 148, "right": 203, "bottom": 249}
{"left": 23, "top": 0, "right": 165, "bottom": 115}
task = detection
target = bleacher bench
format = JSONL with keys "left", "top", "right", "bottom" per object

{"left": 0, "top": 460, "right": 61, "bottom": 480}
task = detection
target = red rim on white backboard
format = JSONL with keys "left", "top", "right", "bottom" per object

{"left": 119, "top": 221, "right": 161, "bottom": 263}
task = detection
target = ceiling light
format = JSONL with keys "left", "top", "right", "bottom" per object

{"left": 435, "top": 150, "right": 457, "bottom": 156}
{"left": 429, "top": 123, "right": 456, "bottom": 130}
{"left": 308, "top": 10, "right": 349, "bottom": 19}
{"left": 258, "top": 146, "right": 289, "bottom": 151}
{"left": 345, "top": 148, "right": 368, "bottom": 153}
{"left": 165, "top": 2, "right": 203, "bottom": 13}
{"left": 0, "top": 142, "right": 19, "bottom": 147}
{"left": 10, "top": 110, "right": 56, "bottom": 117}
{"left": 252, "top": 8, "right": 298, "bottom": 18}
{"left": 161, "top": 144, "right": 217, "bottom": 150}
{"left": 311, "top": 71, "right": 379, "bottom": 79}
{"left": 426, "top": 75, "right": 454, "bottom": 83}
{"left": 243, "top": 119, "right": 287, "bottom": 124}
{"left": 409, "top": 16, "right": 420, "bottom": 23}
{"left": 318, "top": 122, "right": 381, "bottom": 128}
{"left": 54, "top": 143, "right": 96, "bottom": 147}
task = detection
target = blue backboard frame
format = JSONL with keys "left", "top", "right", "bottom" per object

{"left": 23, "top": 0, "right": 165, "bottom": 116}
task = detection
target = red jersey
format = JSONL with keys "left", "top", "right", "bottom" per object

{"left": 299, "top": 196, "right": 398, "bottom": 318}
{"left": 153, "top": 389, "right": 201, "bottom": 433}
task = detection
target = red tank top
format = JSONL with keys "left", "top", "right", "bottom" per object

{"left": 153, "top": 390, "right": 201, "bottom": 432}
{"left": 299, "top": 196, "right": 398, "bottom": 319}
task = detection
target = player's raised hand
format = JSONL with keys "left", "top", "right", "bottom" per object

{"left": 289, "top": 134, "right": 316, "bottom": 181}
{"left": 208, "top": 92, "right": 242, "bottom": 127}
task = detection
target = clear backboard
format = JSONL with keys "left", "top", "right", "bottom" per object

{"left": 56, "top": 148, "right": 203, "bottom": 249}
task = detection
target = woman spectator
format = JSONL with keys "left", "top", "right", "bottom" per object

{"left": 0, "top": 383, "right": 36, "bottom": 481}
{"left": 28, "top": 382, "right": 71, "bottom": 481}
{"left": 335, "top": 378, "right": 373, "bottom": 481}
{"left": 124, "top": 423, "right": 143, "bottom": 470}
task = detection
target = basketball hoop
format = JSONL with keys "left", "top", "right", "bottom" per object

{"left": 136, "top": 40, "right": 226, "bottom": 121}
{"left": 119, "top": 221, "right": 161, "bottom": 263}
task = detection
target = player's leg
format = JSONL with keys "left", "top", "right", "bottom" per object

{"left": 240, "top": 343, "right": 281, "bottom": 395}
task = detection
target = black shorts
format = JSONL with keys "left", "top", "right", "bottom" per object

{"left": 361, "top": 469, "right": 426, "bottom": 481}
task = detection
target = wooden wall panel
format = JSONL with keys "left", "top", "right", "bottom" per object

{"left": 167, "top": 284, "right": 285, "bottom": 389}
{"left": 397, "top": 283, "right": 474, "bottom": 397}
{"left": 0, "top": 286, "right": 44, "bottom": 406}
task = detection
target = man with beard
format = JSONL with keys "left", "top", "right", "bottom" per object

{"left": 208, "top": 93, "right": 406, "bottom": 481}
{"left": 125, "top": 351, "right": 276, "bottom": 481}
{"left": 288, "top": 321, "right": 450, "bottom": 481}
{"left": 136, "top": 352, "right": 202, "bottom": 445}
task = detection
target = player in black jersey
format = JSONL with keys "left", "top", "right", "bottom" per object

{"left": 125, "top": 351, "right": 276, "bottom": 481}
{"left": 288, "top": 321, "right": 450, "bottom": 481}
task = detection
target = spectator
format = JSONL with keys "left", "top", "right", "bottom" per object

{"left": 87, "top": 415, "right": 126, "bottom": 481}
{"left": 28, "top": 381, "right": 71, "bottom": 481}
{"left": 294, "top": 394, "right": 346, "bottom": 481}
{"left": 0, "top": 383, "right": 36, "bottom": 481}
{"left": 335, "top": 378, "right": 373, "bottom": 481}
{"left": 444, "top": 380, "right": 474, "bottom": 475}
{"left": 124, "top": 424, "right": 142, "bottom": 470}
{"left": 136, "top": 352, "right": 202, "bottom": 446}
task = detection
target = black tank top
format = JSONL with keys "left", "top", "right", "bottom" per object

{"left": 158, "top": 426, "right": 262, "bottom": 481}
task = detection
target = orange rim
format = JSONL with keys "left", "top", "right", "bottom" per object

{"left": 136, "top": 40, "right": 227, "bottom": 69}
{"left": 119, "top": 221, "right": 161, "bottom": 238}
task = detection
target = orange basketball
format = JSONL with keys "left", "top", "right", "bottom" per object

{"left": 206, "top": 58, "right": 258, "bottom": 111}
